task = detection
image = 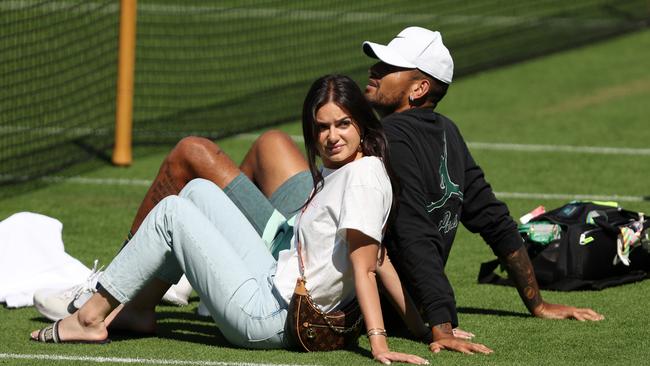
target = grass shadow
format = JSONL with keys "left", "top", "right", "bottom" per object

{"left": 154, "top": 311, "right": 234, "bottom": 348}
{"left": 28, "top": 310, "right": 231, "bottom": 346}
{"left": 345, "top": 345, "right": 373, "bottom": 359}
{"left": 157, "top": 310, "right": 377, "bottom": 357}
{"left": 30, "top": 316, "right": 55, "bottom": 323}
{"left": 457, "top": 307, "right": 529, "bottom": 318}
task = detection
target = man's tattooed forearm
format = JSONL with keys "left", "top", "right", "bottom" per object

{"left": 503, "top": 246, "right": 542, "bottom": 313}
{"left": 432, "top": 322, "right": 453, "bottom": 336}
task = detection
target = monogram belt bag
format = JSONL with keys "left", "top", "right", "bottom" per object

{"left": 285, "top": 277, "right": 363, "bottom": 351}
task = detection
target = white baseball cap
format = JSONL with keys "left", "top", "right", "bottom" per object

{"left": 362, "top": 26, "right": 454, "bottom": 84}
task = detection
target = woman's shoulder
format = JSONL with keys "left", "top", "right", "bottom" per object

{"left": 348, "top": 156, "right": 384, "bottom": 172}
{"left": 344, "top": 156, "right": 389, "bottom": 185}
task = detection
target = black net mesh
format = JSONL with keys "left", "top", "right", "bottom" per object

{"left": 0, "top": 1, "right": 118, "bottom": 185}
{"left": 1, "top": 0, "right": 649, "bottom": 185}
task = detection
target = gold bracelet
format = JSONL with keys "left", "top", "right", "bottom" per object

{"left": 366, "top": 328, "right": 388, "bottom": 337}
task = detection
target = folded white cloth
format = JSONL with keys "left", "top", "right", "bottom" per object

{"left": 0, "top": 212, "right": 90, "bottom": 308}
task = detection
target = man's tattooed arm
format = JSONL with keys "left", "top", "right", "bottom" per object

{"left": 431, "top": 322, "right": 454, "bottom": 341}
{"left": 500, "top": 246, "right": 543, "bottom": 314}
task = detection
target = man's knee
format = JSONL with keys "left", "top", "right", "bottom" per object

{"left": 254, "top": 130, "right": 295, "bottom": 152}
{"left": 242, "top": 130, "right": 296, "bottom": 176}
{"left": 169, "top": 136, "right": 221, "bottom": 166}
{"left": 166, "top": 136, "right": 239, "bottom": 189}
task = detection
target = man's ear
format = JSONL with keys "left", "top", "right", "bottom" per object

{"left": 412, "top": 78, "right": 430, "bottom": 100}
{"left": 409, "top": 78, "right": 430, "bottom": 106}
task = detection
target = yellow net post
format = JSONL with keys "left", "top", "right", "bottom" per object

{"left": 112, "top": 0, "right": 137, "bottom": 166}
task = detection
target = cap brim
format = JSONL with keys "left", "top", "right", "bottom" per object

{"left": 362, "top": 41, "right": 416, "bottom": 69}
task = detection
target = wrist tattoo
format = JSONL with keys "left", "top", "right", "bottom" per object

{"left": 503, "top": 247, "right": 542, "bottom": 312}
{"left": 433, "top": 323, "right": 453, "bottom": 335}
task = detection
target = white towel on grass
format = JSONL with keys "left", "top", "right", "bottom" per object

{"left": 0, "top": 212, "right": 90, "bottom": 308}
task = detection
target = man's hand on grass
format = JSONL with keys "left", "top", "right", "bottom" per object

{"left": 429, "top": 323, "right": 492, "bottom": 355}
{"left": 429, "top": 337, "right": 493, "bottom": 355}
{"left": 533, "top": 301, "right": 605, "bottom": 321}
{"left": 452, "top": 327, "right": 475, "bottom": 340}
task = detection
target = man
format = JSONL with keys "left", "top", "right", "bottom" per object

{"left": 360, "top": 26, "right": 603, "bottom": 353}
{"left": 37, "top": 26, "right": 602, "bottom": 353}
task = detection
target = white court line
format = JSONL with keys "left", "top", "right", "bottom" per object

{"left": 235, "top": 133, "right": 650, "bottom": 156}
{"left": 2, "top": 134, "right": 647, "bottom": 202}
{"left": 466, "top": 141, "right": 650, "bottom": 156}
{"left": 16, "top": 175, "right": 647, "bottom": 202}
{"left": 0, "top": 353, "right": 309, "bottom": 366}
{"left": 40, "top": 176, "right": 152, "bottom": 186}
{"left": 0, "top": 1, "right": 625, "bottom": 28}
{"left": 494, "top": 191, "right": 648, "bottom": 203}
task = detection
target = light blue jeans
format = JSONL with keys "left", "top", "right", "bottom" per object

{"left": 99, "top": 179, "right": 288, "bottom": 349}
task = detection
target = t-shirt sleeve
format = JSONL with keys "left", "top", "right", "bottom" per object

{"left": 337, "top": 163, "right": 391, "bottom": 243}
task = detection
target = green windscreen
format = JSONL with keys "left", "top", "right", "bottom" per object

{"left": 1, "top": 0, "right": 648, "bottom": 185}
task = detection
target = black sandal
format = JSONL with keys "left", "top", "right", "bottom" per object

{"left": 32, "top": 320, "right": 110, "bottom": 344}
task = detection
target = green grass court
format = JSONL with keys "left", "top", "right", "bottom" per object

{"left": 1, "top": 29, "right": 649, "bottom": 366}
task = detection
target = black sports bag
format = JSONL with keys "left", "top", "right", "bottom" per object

{"left": 479, "top": 201, "right": 649, "bottom": 291}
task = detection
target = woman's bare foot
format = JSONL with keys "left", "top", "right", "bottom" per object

{"left": 31, "top": 311, "right": 108, "bottom": 342}
{"left": 31, "top": 289, "right": 118, "bottom": 343}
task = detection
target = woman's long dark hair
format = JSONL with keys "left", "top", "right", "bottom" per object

{"left": 301, "top": 74, "right": 399, "bottom": 218}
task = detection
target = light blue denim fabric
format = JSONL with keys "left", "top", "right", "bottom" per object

{"left": 99, "top": 178, "right": 288, "bottom": 349}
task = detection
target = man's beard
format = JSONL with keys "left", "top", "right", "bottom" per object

{"left": 365, "top": 89, "right": 406, "bottom": 118}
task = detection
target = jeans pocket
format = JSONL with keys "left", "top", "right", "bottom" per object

{"left": 244, "top": 308, "right": 287, "bottom": 344}
{"left": 230, "top": 276, "right": 284, "bottom": 342}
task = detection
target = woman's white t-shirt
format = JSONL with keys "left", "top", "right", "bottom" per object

{"left": 273, "top": 156, "right": 392, "bottom": 313}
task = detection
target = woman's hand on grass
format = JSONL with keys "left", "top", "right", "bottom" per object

{"left": 373, "top": 350, "right": 430, "bottom": 365}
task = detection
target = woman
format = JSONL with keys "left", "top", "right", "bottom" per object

{"left": 31, "top": 75, "right": 429, "bottom": 365}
